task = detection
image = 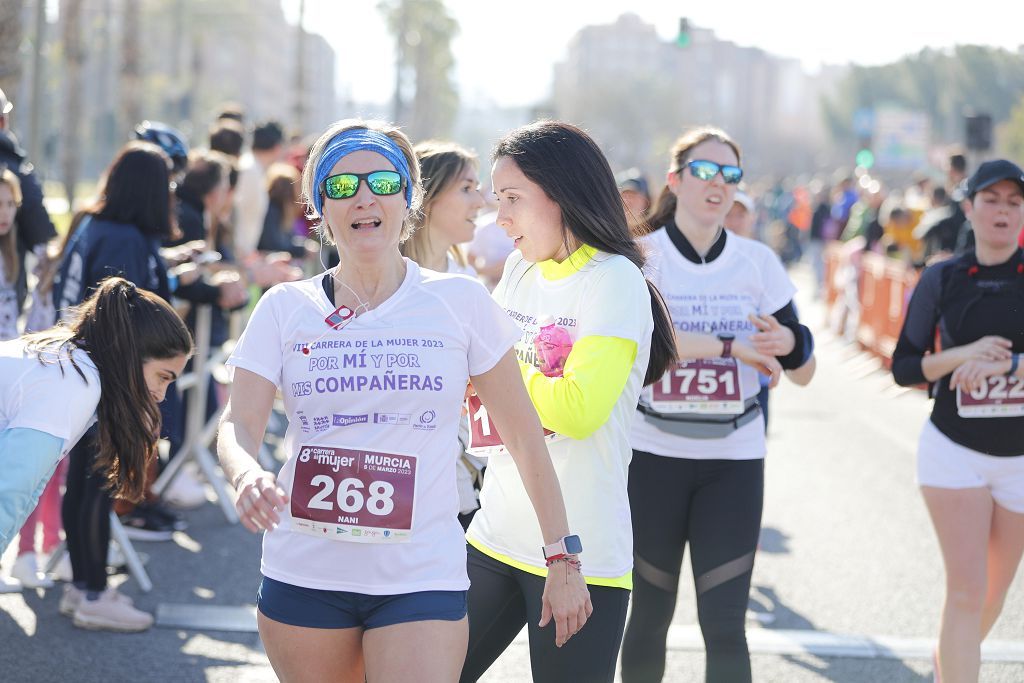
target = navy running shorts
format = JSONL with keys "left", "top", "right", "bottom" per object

{"left": 257, "top": 575, "right": 468, "bottom": 630}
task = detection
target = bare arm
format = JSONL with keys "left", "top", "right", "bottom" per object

{"left": 921, "top": 338, "right": 1012, "bottom": 383}
{"left": 471, "top": 351, "right": 570, "bottom": 544}
{"left": 471, "top": 349, "right": 592, "bottom": 647}
{"left": 217, "top": 367, "right": 288, "bottom": 532}
{"left": 785, "top": 355, "right": 816, "bottom": 386}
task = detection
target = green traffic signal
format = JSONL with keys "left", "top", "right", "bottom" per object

{"left": 677, "top": 18, "right": 691, "bottom": 48}
{"left": 855, "top": 149, "right": 875, "bottom": 169}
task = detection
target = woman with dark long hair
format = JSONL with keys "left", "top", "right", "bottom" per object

{"left": 50, "top": 141, "right": 186, "bottom": 632}
{"left": 0, "top": 276, "right": 191, "bottom": 568}
{"left": 461, "top": 121, "right": 676, "bottom": 682}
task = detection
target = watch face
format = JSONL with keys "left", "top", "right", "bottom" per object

{"left": 719, "top": 333, "right": 736, "bottom": 341}
{"left": 564, "top": 535, "right": 583, "bottom": 554}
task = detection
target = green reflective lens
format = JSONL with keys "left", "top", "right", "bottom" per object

{"left": 324, "top": 174, "right": 359, "bottom": 199}
{"left": 323, "top": 171, "right": 403, "bottom": 200}
{"left": 367, "top": 171, "right": 402, "bottom": 195}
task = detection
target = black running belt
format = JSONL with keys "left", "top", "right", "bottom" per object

{"left": 633, "top": 554, "right": 680, "bottom": 594}
{"left": 695, "top": 550, "right": 756, "bottom": 596}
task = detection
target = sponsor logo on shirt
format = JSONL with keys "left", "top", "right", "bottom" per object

{"left": 296, "top": 411, "right": 311, "bottom": 433}
{"left": 374, "top": 412, "right": 411, "bottom": 426}
{"left": 413, "top": 409, "right": 437, "bottom": 432}
{"left": 333, "top": 414, "right": 369, "bottom": 427}
{"left": 313, "top": 416, "right": 331, "bottom": 432}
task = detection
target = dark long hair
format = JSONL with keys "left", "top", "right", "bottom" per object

{"left": 493, "top": 121, "right": 676, "bottom": 385}
{"left": 86, "top": 141, "right": 176, "bottom": 239}
{"left": 647, "top": 126, "right": 742, "bottom": 230}
{"left": 23, "top": 277, "right": 193, "bottom": 501}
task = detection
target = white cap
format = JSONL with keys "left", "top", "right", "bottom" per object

{"left": 733, "top": 191, "right": 755, "bottom": 213}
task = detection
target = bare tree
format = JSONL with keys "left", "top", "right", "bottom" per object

{"left": 379, "top": 0, "right": 459, "bottom": 140}
{"left": 120, "top": 0, "right": 141, "bottom": 133}
{"left": 0, "top": 0, "right": 24, "bottom": 100}
{"left": 62, "top": 0, "right": 86, "bottom": 208}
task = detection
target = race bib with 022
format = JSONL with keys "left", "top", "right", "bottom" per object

{"left": 956, "top": 375, "right": 1024, "bottom": 418}
{"left": 290, "top": 445, "right": 416, "bottom": 543}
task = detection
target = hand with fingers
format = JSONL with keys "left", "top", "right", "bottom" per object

{"left": 233, "top": 469, "right": 290, "bottom": 533}
{"left": 732, "top": 342, "right": 783, "bottom": 388}
{"left": 748, "top": 313, "right": 796, "bottom": 358}
{"left": 950, "top": 358, "right": 1012, "bottom": 395}
{"left": 540, "top": 559, "right": 594, "bottom": 647}
{"left": 960, "top": 335, "right": 1013, "bottom": 364}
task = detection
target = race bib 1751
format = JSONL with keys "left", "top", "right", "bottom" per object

{"left": 290, "top": 445, "right": 416, "bottom": 543}
{"left": 649, "top": 358, "right": 745, "bottom": 415}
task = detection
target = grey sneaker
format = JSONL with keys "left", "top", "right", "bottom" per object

{"left": 59, "top": 584, "right": 83, "bottom": 616}
{"left": 60, "top": 585, "right": 133, "bottom": 618}
{"left": 72, "top": 589, "right": 152, "bottom": 632}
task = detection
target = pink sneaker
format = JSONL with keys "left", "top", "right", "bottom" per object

{"left": 73, "top": 588, "right": 152, "bottom": 632}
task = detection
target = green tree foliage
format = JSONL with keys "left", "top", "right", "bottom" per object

{"left": 823, "top": 46, "right": 1024, "bottom": 147}
{"left": 1003, "top": 94, "right": 1024, "bottom": 163}
{"left": 0, "top": 0, "right": 24, "bottom": 98}
{"left": 379, "top": 0, "right": 459, "bottom": 140}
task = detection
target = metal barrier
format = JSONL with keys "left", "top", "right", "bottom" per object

{"left": 823, "top": 244, "right": 920, "bottom": 366}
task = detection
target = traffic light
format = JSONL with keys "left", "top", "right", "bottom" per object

{"left": 855, "top": 148, "right": 875, "bottom": 170}
{"left": 677, "top": 18, "right": 691, "bottom": 48}
{"left": 965, "top": 114, "right": 992, "bottom": 151}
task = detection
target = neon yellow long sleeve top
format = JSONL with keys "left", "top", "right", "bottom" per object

{"left": 520, "top": 334, "right": 638, "bottom": 440}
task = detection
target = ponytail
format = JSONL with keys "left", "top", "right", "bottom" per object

{"left": 25, "top": 277, "right": 193, "bottom": 501}
{"left": 646, "top": 185, "right": 677, "bottom": 233}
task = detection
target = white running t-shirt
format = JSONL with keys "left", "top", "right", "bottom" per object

{"left": 0, "top": 339, "right": 101, "bottom": 456}
{"left": 631, "top": 228, "right": 796, "bottom": 460}
{"left": 467, "top": 250, "right": 653, "bottom": 581}
{"left": 227, "top": 261, "right": 520, "bottom": 594}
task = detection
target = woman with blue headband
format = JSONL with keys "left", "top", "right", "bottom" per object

{"left": 217, "top": 119, "right": 590, "bottom": 682}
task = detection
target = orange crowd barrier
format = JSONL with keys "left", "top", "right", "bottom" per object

{"left": 823, "top": 245, "right": 920, "bottom": 367}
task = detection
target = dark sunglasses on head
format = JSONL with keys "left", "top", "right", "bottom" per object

{"left": 323, "top": 170, "right": 403, "bottom": 200}
{"left": 684, "top": 160, "right": 743, "bottom": 185}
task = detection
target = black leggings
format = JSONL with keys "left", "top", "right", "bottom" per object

{"left": 62, "top": 427, "right": 112, "bottom": 592}
{"left": 621, "top": 452, "right": 764, "bottom": 683}
{"left": 461, "top": 545, "right": 630, "bottom": 683}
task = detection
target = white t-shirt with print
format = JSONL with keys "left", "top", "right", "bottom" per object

{"left": 446, "top": 253, "right": 478, "bottom": 279}
{"left": 631, "top": 228, "right": 796, "bottom": 460}
{"left": 227, "top": 261, "right": 520, "bottom": 594}
{"left": 0, "top": 339, "right": 101, "bottom": 458}
{"left": 0, "top": 260, "right": 19, "bottom": 340}
{"left": 467, "top": 250, "right": 653, "bottom": 579}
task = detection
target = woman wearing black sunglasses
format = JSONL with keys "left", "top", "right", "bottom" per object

{"left": 217, "top": 118, "right": 588, "bottom": 682}
{"left": 620, "top": 127, "right": 815, "bottom": 683}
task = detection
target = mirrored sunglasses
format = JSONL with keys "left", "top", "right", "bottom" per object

{"left": 323, "top": 170, "right": 403, "bottom": 200}
{"left": 685, "top": 160, "right": 743, "bottom": 185}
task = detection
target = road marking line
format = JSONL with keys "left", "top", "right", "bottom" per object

{"left": 156, "top": 603, "right": 256, "bottom": 632}
{"left": 665, "top": 625, "right": 1024, "bottom": 662}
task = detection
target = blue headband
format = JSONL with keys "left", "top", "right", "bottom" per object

{"left": 312, "top": 128, "right": 413, "bottom": 215}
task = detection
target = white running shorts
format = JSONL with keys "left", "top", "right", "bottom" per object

{"left": 917, "top": 420, "right": 1024, "bottom": 513}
